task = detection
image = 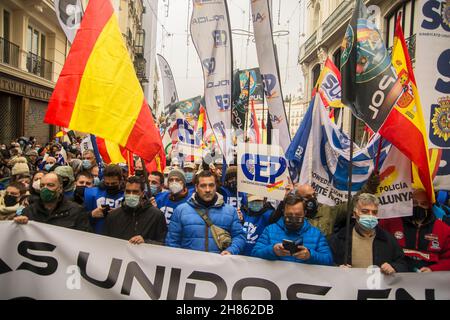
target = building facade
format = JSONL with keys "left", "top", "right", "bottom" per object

{"left": 0, "top": 0, "right": 69, "bottom": 144}
{"left": 298, "top": 0, "right": 418, "bottom": 144}
{"left": 0, "top": 0, "right": 149, "bottom": 145}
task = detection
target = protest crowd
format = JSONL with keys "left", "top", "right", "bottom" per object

{"left": 1, "top": 135, "right": 449, "bottom": 274}
{"left": 1, "top": 0, "right": 449, "bottom": 301}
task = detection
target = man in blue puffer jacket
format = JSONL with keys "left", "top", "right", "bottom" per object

{"left": 166, "top": 169, "right": 246, "bottom": 255}
{"left": 252, "top": 194, "right": 333, "bottom": 265}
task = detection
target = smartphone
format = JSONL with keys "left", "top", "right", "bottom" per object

{"left": 282, "top": 239, "right": 299, "bottom": 255}
{"left": 101, "top": 204, "right": 111, "bottom": 216}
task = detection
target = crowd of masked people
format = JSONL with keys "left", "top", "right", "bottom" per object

{"left": 1, "top": 136, "right": 450, "bottom": 274}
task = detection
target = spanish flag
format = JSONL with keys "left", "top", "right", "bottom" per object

{"left": 45, "top": 0, "right": 162, "bottom": 162}
{"left": 379, "top": 16, "right": 435, "bottom": 203}
{"left": 95, "top": 137, "right": 127, "bottom": 164}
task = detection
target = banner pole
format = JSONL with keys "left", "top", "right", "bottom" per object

{"left": 375, "top": 136, "right": 383, "bottom": 172}
{"left": 343, "top": 112, "right": 356, "bottom": 265}
{"left": 140, "top": 156, "right": 152, "bottom": 200}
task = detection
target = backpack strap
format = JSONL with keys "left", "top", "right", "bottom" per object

{"left": 194, "top": 209, "right": 211, "bottom": 252}
{"left": 194, "top": 208, "right": 213, "bottom": 227}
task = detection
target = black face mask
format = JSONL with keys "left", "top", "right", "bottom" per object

{"left": 74, "top": 186, "right": 86, "bottom": 203}
{"left": 135, "top": 170, "right": 144, "bottom": 177}
{"left": 62, "top": 179, "right": 70, "bottom": 189}
{"left": 305, "top": 198, "right": 319, "bottom": 218}
{"left": 225, "top": 180, "right": 237, "bottom": 192}
{"left": 284, "top": 216, "right": 304, "bottom": 232}
{"left": 105, "top": 184, "right": 121, "bottom": 195}
{"left": 4, "top": 195, "right": 18, "bottom": 207}
{"left": 413, "top": 206, "right": 428, "bottom": 221}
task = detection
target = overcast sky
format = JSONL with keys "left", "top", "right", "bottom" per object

{"left": 153, "top": 0, "right": 306, "bottom": 101}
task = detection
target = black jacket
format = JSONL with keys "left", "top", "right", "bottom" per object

{"left": 329, "top": 221, "right": 408, "bottom": 272}
{"left": 104, "top": 201, "right": 167, "bottom": 244}
{"left": 23, "top": 196, "right": 92, "bottom": 232}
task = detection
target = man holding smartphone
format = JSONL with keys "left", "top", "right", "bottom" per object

{"left": 251, "top": 194, "right": 333, "bottom": 265}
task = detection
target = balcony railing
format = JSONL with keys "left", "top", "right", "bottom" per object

{"left": 26, "top": 52, "right": 53, "bottom": 81}
{"left": 321, "top": 1, "right": 353, "bottom": 38}
{"left": 304, "top": 32, "right": 317, "bottom": 56}
{"left": 0, "top": 37, "right": 20, "bottom": 68}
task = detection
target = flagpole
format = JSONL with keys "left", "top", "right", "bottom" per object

{"left": 374, "top": 136, "right": 383, "bottom": 172}
{"left": 244, "top": 99, "right": 251, "bottom": 142}
{"left": 344, "top": 113, "right": 356, "bottom": 265}
{"left": 139, "top": 156, "right": 152, "bottom": 200}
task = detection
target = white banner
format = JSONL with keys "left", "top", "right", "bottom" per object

{"left": 54, "top": 0, "right": 84, "bottom": 44}
{"left": 416, "top": 0, "right": 450, "bottom": 150}
{"left": 157, "top": 54, "right": 179, "bottom": 116}
{"left": 297, "top": 96, "right": 413, "bottom": 219}
{"left": 1, "top": 222, "right": 449, "bottom": 300}
{"left": 190, "top": 0, "right": 233, "bottom": 163}
{"left": 237, "top": 143, "right": 289, "bottom": 201}
{"left": 251, "top": 0, "right": 291, "bottom": 153}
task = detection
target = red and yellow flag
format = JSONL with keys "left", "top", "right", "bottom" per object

{"left": 95, "top": 137, "right": 127, "bottom": 164}
{"left": 45, "top": 0, "right": 162, "bottom": 162}
{"left": 379, "top": 16, "right": 435, "bottom": 203}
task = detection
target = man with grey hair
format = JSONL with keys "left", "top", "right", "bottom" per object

{"left": 274, "top": 171, "right": 381, "bottom": 239}
{"left": 329, "top": 193, "right": 408, "bottom": 274}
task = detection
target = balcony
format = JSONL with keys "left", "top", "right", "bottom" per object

{"left": 304, "top": 32, "right": 317, "bottom": 56}
{"left": 134, "top": 55, "right": 147, "bottom": 84}
{"left": 321, "top": 1, "right": 353, "bottom": 38}
{"left": 0, "top": 37, "right": 20, "bottom": 68}
{"left": 26, "top": 52, "right": 52, "bottom": 81}
{"left": 299, "top": 1, "right": 353, "bottom": 63}
{"left": 134, "top": 29, "right": 145, "bottom": 56}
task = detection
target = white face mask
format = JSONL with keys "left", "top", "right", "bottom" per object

{"left": 32, "top": 179, "right": 41, "bottom": 191}
{"left": 169, "top": 182, "right": 183, "bottom": 194}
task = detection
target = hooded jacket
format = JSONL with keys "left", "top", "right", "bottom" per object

{"left": 104, "top": 200, "right": 167, "bottom": 244}
{"left": 54, "top": 165, "right": 76, "bottom": 197}
{"left": 251, "top": 218, "right": 333, "bottom": 265}
{"left": 166, "top": 193, "right": 246, "bottom": 254}
{"left": 0, "top": 190, "right": 21, "bottom": 221}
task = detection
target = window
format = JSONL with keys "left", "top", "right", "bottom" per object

{"left": 312, "top": 64, "right": 321, "bottom": 89}
{"left": 27, "top": 26, "right": 45, "bottom": 57}
{"left": 385, "top": 0, "right": 417, "bottom": 48}
{"left": 3, "top": 10, "right": 10, "bottom": 40}
{"left": 333, "top": 48, "right": 341, "bottom": 71}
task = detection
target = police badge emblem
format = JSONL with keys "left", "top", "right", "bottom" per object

{"left": 431, "top": 97, "right": 450, "bottom": 142}
{"left": 442, "top": 0, "right": 450, "bottom": 28}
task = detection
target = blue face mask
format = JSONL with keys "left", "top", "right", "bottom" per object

{"left": 358, "top": 215, "right": 378, "bottom": 230}
{"left": 82, "top": 159, "right": 92, "bottom": 170}
{"left": 185, "top": 172, "right": 194, "bottom": 184}
{"left": 248, "top": 201, "right": 264, "bottom": 213}
{"left": 44, "top": 164, "right": 52, "bottom": 171}
{"left": 93, "top": 177, "right": 100, "bottom": 186}
{"left": 150, "top": 185, "right": 160, "bottom": 196}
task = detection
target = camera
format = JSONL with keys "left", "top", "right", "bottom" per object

{"left": 282, "top": 239, "right": 300, "bottom": 255}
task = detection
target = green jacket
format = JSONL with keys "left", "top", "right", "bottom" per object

{"left": 308, "top": 175, "right": 380, "bottom": 239}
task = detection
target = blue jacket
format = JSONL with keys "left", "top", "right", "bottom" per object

{"left": 251, "top": 218, "right": 334, "bottom": 266}
{"left": 242, "top": 206, "right": 275, "bottom": 256}
{"left": 219, "top": 187, "right": 247, "bottom": 209}
{"left": 156, "top": 190, "right": 193, "bottom": 224}
{"left": 166, "top": 193, "right": 246, "bottom": 255}
{"left": 84, "top": 187, "right": 124, "bottom": 234}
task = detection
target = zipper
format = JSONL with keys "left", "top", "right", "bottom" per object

{"left": 415, "top": 225, "right": 421, "bottom": 250}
